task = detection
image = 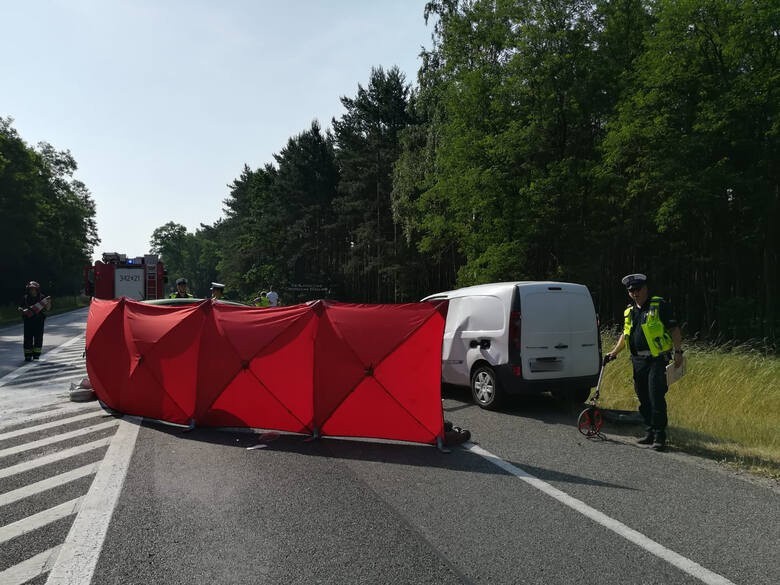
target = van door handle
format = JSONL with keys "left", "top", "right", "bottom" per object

{"left": 554, "top": 344, "right": 568, "bottom": 349}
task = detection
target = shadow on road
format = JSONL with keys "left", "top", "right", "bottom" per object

{"left": 441, "top": 384, "right": 645, "bottom": 440}
{"left": 115, "top": 412, "right": 637, "bottom": 492}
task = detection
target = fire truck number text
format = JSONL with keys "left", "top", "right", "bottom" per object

{"left": 119, "top": 275, "right": 141, "bottom": 282}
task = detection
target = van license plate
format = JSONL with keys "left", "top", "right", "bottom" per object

{"left": 530, "top": 358, "right": 563, "bottom": 372}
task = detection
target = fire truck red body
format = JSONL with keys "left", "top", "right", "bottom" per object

{"left": 85, "top": 253, "right": 166, "bottom": 300}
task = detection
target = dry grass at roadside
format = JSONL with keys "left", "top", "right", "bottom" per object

{"left": 599, "top": 333, "right": 779, "bottom": 478}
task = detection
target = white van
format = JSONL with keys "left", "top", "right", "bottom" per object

{"left": 422, "top": 282, "right": 601, "bottom": 409}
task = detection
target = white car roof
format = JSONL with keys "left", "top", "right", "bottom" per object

{"left": 421, "top": 281, "right": 589, "bottom": 301}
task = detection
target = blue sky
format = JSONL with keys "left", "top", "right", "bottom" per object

{"left": 2, "top": 1, "right": 432, "bottom": 261}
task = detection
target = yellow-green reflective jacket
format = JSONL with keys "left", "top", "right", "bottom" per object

{"left": 623, "top": 296, "right": 673, "bottom": 356}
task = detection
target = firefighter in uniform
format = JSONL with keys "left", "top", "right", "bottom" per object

{"left": 604, "top": 273, "right": 683, "bottom": 451}
{"left": 169, "top": 278, "right": 194, "bottom": 299}
{"left": 18, "top": 281, "right": 51, "bottom": 361}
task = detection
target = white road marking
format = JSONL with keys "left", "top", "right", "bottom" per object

{"left": 0, "top": 463, "right": 98, "bottom": 507}
{"left": 0, "top": 545, "right": 62, "bottom": 585}
{"left": 0, "top": 497, "right": 82, "bottom": 544}
{"left": 0, "top": 403, "right": 99, "bottom": 431}
{"left": 0, "top": 420, "right": 118, "bottom": 458}
{"left": 0, "top": 411, "right": 103, "bottom": 441}
{"left": 46, "top": 417, "right": 141, "bottom": 585}
{"left": 0, "top": 437, "right": 112, "bottom": 480}
{"left": 5, "top": 371, "right": 87, "bottom": 387}
{"left": 466, "top": 443, "right": 736, "bottom": 585}
{"left": 0, "top": 333, "right": 83, "bottom": 387}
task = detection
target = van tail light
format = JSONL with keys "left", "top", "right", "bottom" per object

{"left": 509, "top": 311, "right": 521, "bottom": 350}
{"left": 512, "top": 365, "right": 522, "bottom": 377}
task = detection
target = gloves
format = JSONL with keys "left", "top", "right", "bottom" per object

{"left": 602, "top": 353, "right": 615, "bottom": 366}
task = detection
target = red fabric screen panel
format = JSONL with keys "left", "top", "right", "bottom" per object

{"left": 314, "top": 301, "right": 447, "bottom": 443}
{"left": 86, "top": 298, "right": 129, "bottom": 409}
{"left": 85, "top": 299, "right": 448, "bottom": 445}
{"left": 198, "top": 303, "right": 318, "bottom": 432}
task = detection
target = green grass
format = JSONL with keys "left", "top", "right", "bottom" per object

{"left": 599, "top": 332, "right": 780, "bottom": 477}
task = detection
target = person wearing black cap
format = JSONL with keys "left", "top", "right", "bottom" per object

{"left": 210, "top": 282, "right": 225, "bottom": 300}
{"left": 17, "top": 281, "right": 52, "bottom": 361}
{"left": 169, "top": 277, "right": 194, "bottom": 299}
{"left": 603, "top": 273, "right": 683, "bottom": 451}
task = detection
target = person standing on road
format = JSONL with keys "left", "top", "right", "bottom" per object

{"left": 603, "top": 273, "right": 684, "bottom": 451}
{"left": 18, "top": 281, "right": 51, "bottom": 361}
{"left": 169, "top": 278, "right": 194, "bottom": 299}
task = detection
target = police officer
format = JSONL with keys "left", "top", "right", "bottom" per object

{"left": 210, "top": 282, "right": 225, "bottom": 300}
{"left": 169, "top": 278, "right": 194, "bottom": 299}
{"left": 18, "top": 281, "right": 51, "bottom": 361}
{"left": 253, "top": 291, "right": 270, "bottom": 307}
{"left": 604, "top": 273, "right": 683, "bottom": 451}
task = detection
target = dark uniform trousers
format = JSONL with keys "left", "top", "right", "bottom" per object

{"left": 631, "top": 355, "right": 669, "bottom": 439}
{"left": 23, "top": 315, "right": 45, "bottom": 359}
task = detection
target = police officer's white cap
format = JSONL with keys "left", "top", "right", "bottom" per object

{"left": 210, "top": 282, "right": 225, "bottom": 289}
{"left": 621, "top": 273, "right": 647, "bottom": 288}
{"left": 176, "top": 278, "right": 187, "bottom": 285}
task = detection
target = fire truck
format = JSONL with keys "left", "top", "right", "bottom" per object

{"left": 85, "top": 252, "right": 167, "bottom": 300}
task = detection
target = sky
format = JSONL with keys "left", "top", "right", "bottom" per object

{"left": 2, "top": 0, "right": 433, "bottom": 262}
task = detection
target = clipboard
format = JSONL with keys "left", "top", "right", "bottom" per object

{"left": 666, "top": 355, "right": 687, "bottom": 386}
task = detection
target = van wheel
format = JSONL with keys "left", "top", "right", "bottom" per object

{"left": 471, "top": 365, "right": 502, "bottom": 410}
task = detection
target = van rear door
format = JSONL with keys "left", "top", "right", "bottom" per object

{"left": 517, "top": 284, "right": 599, "bottom": 380}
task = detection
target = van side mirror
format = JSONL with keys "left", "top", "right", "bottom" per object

{"left": 480, "top": 339, "right": 491, "bottom": 350}
{"left": 469, "top": 340, "right": 479, "bottom": 348}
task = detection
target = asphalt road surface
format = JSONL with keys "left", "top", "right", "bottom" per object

{"left": 0, "top": 309, "right": 777, "bottom": 584}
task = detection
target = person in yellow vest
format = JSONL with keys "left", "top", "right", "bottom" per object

{"left": 603, "top": 273, "right": 683, "bottom": 451}
{"left": 253, "top": 291, "right": 270, "bottom": 307}
{"left": 169, "top": 278, "right": 194, "bottom": 299}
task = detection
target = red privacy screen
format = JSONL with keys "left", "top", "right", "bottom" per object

{"left": 86, "top": 299, "right": 448, "bottom": 445}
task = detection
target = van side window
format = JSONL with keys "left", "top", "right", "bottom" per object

{"left": 449, "top": 296, "right": 506, "bottom": 331}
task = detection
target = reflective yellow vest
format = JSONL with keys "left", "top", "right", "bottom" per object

{"left": 623, "top": 296, "right": 674, "bottom": 356}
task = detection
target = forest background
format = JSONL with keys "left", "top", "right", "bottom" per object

{"left": 2, "top": 0, "right": 778, "bottom": 342}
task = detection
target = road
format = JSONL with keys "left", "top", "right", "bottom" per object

{"left": 0, "top": 309, "right": 777, "bottom": 584}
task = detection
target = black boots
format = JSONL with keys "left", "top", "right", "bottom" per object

{"left": 637, "top": 431, "right": 666, "bottom": 451}
{"left": 637, "top": 432, "right": 654, "bottom": 445}
{"left": 652, "top": 432, "right": 666, "bottom": 451}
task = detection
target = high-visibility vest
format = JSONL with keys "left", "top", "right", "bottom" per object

{"left": 623, "top": 296, "right": 674, "bottom": 356}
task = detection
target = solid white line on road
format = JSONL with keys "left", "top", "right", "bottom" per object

{"left": 0, "top": 497, "right": 82, "bottom": 545}
{"left": 0, "top": 333, "right": 84, "bottom": 387}
{"left": 0, "top": 545, "right": 62, "bottom": 585}
{"left": 466, "top": 443, "right": 736, "bottom": 585}
{"left": 46, "top": 417, "right": 141, "bottom": 585}
{"left": 0, "top": 463, "right": 98, "bottom": 508}
{"left": 0, "top": 437, "right": 112, "bottom": 480}
{"left": 0, "top": 411, "right": 103, "bottom": 441}
{"left": 0, "top": 420, "right": 118, "bottom": 459}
